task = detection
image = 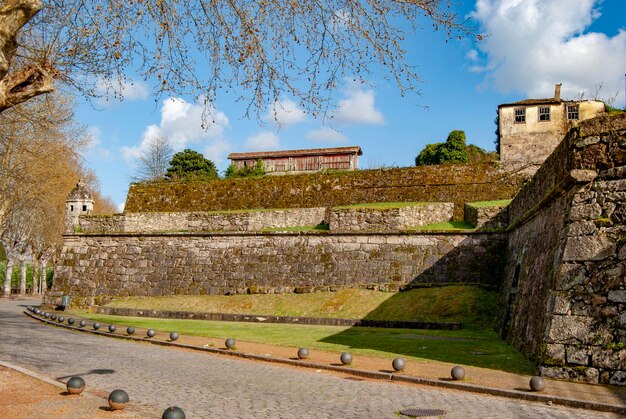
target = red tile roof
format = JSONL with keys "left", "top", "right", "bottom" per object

{"left": 228, "top": 146, "right": 363, "bottom": 160}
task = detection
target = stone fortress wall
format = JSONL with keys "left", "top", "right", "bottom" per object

{"left": 49, "top": 113, "right": 626, "bottom": 384}
{"left": 498, "top": 113, "right": 626, "bottom": 385}
{"left": 79, "top": 207, "right": 327, "bottom": 233}
{"left": 57, "top": 232, "right": 506, "bottom": 300}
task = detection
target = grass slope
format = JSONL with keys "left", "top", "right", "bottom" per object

{"left": 104, "top": 286, "right": 497, "bottom": 327}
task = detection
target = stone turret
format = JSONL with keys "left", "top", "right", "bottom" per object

{"left": 65, "top": 180, "right": 94, "bottom": 233}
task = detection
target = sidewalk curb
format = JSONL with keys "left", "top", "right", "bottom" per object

{"left": 0, "top": 359, "right": 66, "bottom": 390}
{"left": 24, "top": 310, "right": 626, "bottom": 415}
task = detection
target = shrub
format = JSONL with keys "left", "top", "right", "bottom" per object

{"left": 415, "top": 130, "right": 469, "bottom": 166}
{"left": 224, "top": 159, "right": 266, "bottom": 179}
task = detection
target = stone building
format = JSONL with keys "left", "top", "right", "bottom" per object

{"left": 498, "top": 84, "right": 605, "bottom": 166}
{"left": 64, "top": 180, "right": 94, "bottom": 233}
{"left": 228, "top": 146, "right": 362, "bottom": 174}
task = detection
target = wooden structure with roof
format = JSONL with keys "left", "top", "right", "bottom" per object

{"left": 228, "top": 146, "right": 362, "bottom": 174}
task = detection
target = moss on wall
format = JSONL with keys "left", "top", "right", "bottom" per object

{"left": 125, "top": 164, "right": 525, "bottom": 220}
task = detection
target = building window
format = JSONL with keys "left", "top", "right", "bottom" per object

{"left": 82, "top": 205, "right": 87, "bottom": 211}
{"left": 538, "top": 106, "right": 550, "bottom": 121}
{"left": 70, "top": 205, "right": 74, "bottom": 211}
{"left": 567, "top": 104, "right": 579, "bottom": 120}
{"left": 514, "top": 108, "right": 526, "bottom": 123}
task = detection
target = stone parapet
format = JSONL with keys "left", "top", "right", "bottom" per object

{"left": 76, "top": 208, "right": 326, "bottom": 233}
{"left": 464, "top": 203, "right": 509, "bottom": 229}
{"left": 329, "top": 203, "right": 453, "bottom": 231}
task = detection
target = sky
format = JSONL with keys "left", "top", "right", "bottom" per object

{"left": 76, "top": 0, "right": 626, "bottom": 211}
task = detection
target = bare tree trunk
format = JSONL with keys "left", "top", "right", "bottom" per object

{"left": 40, "top": 259, "right": 47, "bottom": 294}
{"left": 19, "top": 260, "right": 26, "bottom": 294}
{"left": 31, "top": 258, "right": 39, "bottom": 295}
{"left": 3, "top": 258, "right": 13, "bottom": 295}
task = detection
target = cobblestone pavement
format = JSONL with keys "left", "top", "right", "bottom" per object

{"left": 0, "top": 299, "right": 619, "bottom": 418}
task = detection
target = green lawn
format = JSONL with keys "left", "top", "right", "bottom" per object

{"left": 466, "top": 199, "right": 512, "bottom": 208}
{"left": 410, "top": 221, "right": 476, "bottom": 231}
{"left": 78, "top": 286, "right": 533, "bottom": 374}
{"left": 69, "top": 312, "right": 533, "bottom": 374}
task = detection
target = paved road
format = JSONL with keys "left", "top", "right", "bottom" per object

{"left": 0, "top": 298, "right": 620, "bottom": 418}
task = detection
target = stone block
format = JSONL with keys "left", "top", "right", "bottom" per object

{"left": 593, "top": 179, "right": 626, "bottom": 192}
{"left": 565, "top": 346, "right": 589, "bottom": 365}
{"left": 544, "top": 344, "right": 565, "bottom": 365}
{"left": 569, "top": 203, "right": 602, "bottom": 221}
{"left": 556, "top": 263, "right": 587, "bottom": 291}
{"left": 552, "top": 295, "right": 570, "bottom": 315}
{"left": 547, "top": 315, "right": 595, "bottom": 344}
{"left": 591, "top": 347, "right": 626, "bottom": 369}
{"left": 608, "top": 290, "right": 626, "bottom": 303}
{"left": 610, "top": 371, "right": 626, "bottom": 385}
{"left": 565, "top": 221, "right": 596, "bottom": 236}
{"left": 562, "top": 236, "right": 616, "bottom": 261}
{"left": 540, "top": 366, "right": 599, "bottom": 384}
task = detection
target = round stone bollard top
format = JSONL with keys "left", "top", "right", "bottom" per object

{"left": 170, "top": 331, "right": 180, "bottom": 341}
{"left": 529, "top": 376, "right": 546, "bottom": 392}
{"left": 162, "top": 406, "right": 186, "bottom": 419}
{"left": 50, "top": 314, "right": 57, "bottom": 321}
{"left": 340, "top": 352, "right": 353, "bottom": 365}
{"left": 92, "top": 322, "right": 101, "bottom": 330}
{"left": 108, "top": 389, "right": 130, "bottom": 410}
{"left": 58, "top": 316, "right": 65, "bottom": 323}
{"left": 127, "top": 326, "right": 135, "bottom": 335}
{"left": 392, "top": 357, "right": 406, "bottom": 372}
{"left": 108, "top": 324, "right": 117, "bottom": 333}
{"left": 68, "top": 318, "right": 75, "bottom": 325}
{"left": 297, "top": 347, "right": 309, "bottom": 359}
{"left": 79, "top": 320, "right": 87, "bottom": 327}
{"left": 146, "top": 329, "right": 156, "bottom": 338}
{"left": 451, "top": 366, "right": 466, "bottom": 381}
{"left": 66, "top": 376, "right": 85, "bottom": 395}
{"left": 225, "top": 338, "right": 236, "bottom": 349}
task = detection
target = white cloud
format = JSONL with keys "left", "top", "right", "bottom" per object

{"left": 121, "top": 97, "right": 230, "bottom": 163}
{"left": 84, "top": 126, "right": 113, "bottom": 161}
{"left": 244, "top": 131, "right": 280, "bottom": 151}
{"left": 465, "top": 49, "right": 479, "bottom": 62}
{"left": 306, "top": 127, "right": 348, "bottom": 143}
{"left": 203, "top": 138, "right": 232, "bottom": 165}
{"left": 470, "top": 0, "right": 626, "bottom": 106}
{"left": 334, "top": 85, "right": 385, "bottom": 125}
{"left": 265, "top": 99, "right": 307, "bottom": 127}
{"left": 116, "top": 202, "right": 125, "bottom": 213}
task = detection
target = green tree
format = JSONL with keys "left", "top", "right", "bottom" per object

{"left": 224, "top": 159, "right": 266, "bottom": 179}
{"left": 415, "top": 130, "right": 469, "bottom": 166}
{"left": 165, "top": 149, "right": 218, "bottom": 181}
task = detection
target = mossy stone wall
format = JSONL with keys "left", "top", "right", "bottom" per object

{"left": 124, "top": 164, "right": 525, "bottom": 220}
